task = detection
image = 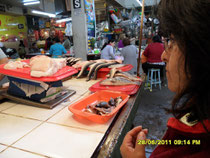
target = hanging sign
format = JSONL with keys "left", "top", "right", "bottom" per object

{"left": 73, "top": 0, "right": 81, "bottom": 9}
{"left": 84, "top": 0, "right": 96, "bottom": 37}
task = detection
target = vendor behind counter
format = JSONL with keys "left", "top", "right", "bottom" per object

{"left": 50, "top": 37, "right": 67, "bottom": 58}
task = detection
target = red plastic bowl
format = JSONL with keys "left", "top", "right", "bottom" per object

{"left": 68, "top": 90, "right": 130, "bottom": 123}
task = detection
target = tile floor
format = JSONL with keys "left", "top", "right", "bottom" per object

{"left": 0, "top": 79, "right": 111, "bottom": 158}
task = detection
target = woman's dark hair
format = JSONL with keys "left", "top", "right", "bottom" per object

{"left": 122, "top": 38, "right": 130, "bottom": 46}
{"left": 46, "top": 37, "right": 52, "bottom": 41}
{"left": 101, "top": 39, "right": 115, "bottom": 50}
{"left": 54, "top": 37, "right": 60, "bottom": 43}
{"left": 158, "top": 0, "right": 210, "bottom": 127}
{"left": 32, "top": 43, "right": 36, "bottom": 47}
{"left": 152, "top": 35, "right": 162, "bottom": 43}
{"left": 19, "top": 40, "right": 25, "bottom": 47}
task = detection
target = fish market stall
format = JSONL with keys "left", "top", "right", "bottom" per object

{"left": 0, "top": 56, "right": 144, "bottom": 157}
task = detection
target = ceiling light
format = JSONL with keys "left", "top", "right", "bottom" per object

{"left": 136, "top": 0, "right": 142, "bottom": 6}
{"left": 24, "top": 1, "right": 40, "bottom": 5}
{"left": 56, "top": 18, "right": 72, "bottom": 23}
{"left": 32, "top": 10, "right": 56, "bottom": 18}
{"left": 23, "top": 0, "right": 39, "bottom": 2}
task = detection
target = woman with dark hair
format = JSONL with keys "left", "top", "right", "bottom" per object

{"left": 101, "top": 39, "right": 116, "bottom": 60}
{"left": 120, "top": 0, "right": 210, "bottom": 157}
{"left": 142, "top": 35, "right": 165, "bottom": 77}
{"left": 18, "top": 40, "right": 26, "bottom": 59}
{"left": 45, "top": 37, "right": 53, "bottom": 50}
{"left": 49, "top": 37, "right": 67, "bottom": 58}
{"left": 121, "top": 38, "right": 138, "bottom": 74}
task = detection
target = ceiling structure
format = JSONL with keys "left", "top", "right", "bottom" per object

{"left": 115, "top": 0, "right": 160, "bottom": 8}
{"left": 0, "top": 0, "right": 160, "bottom": 22}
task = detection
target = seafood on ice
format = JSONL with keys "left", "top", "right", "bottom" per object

{"left": 4, "top": 61, "right": 30, "bottom": 69}
{"left": 30, "top": 55, "right": 66, "bottom": 77}
{"left": 82, "top": 96, "right": 123, "bottom": 115}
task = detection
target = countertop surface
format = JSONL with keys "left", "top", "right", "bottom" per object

{"left": 0, "top": 78, "right": 113, "bottom": 158}
{"left": 0, "top": 77, "right": 142, "bottom": 158}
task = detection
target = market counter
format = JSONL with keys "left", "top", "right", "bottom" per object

{"left": 0, "top": 77, "right": 142, "bottom": 157}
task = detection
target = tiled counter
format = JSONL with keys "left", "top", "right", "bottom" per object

{"left": 0, "top": 77, "right": 142, "bottom": 158}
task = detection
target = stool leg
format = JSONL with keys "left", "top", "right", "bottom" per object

{"left": 146, "top": 71, "right": 150, "bottom": 87}
{"left": 158, "top": 70, "right": 161, "bottom": 90}
{"left": 150, "top": 70, "right": 153, "bottom": 91}
{"left": 154, "top": 71, "right": 157, "bottom": 87}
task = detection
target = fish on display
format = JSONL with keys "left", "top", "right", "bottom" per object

{"left": 82, "top": 96, "right": 123, "bottom": 115}
{"left": 66, "top": 57, "right": 82, "bottom": 66}
{"left": 108, "top": 64, "right": 125, "bottom": 69}
{"left": 77, "top": 61, "right": 96, "bottom": 78}
{"left": 92, "top": 62, "right": 118, "bottom": 80}
{"left": 86, "top": 62, "right": 106, "bottom": 81}
{"left": 66, "top": 57, "right": 73, "bottom": 64}
{"left": 108, "top": 68, "right": 119, "bottom": 78}
{"left": 70, "top": 58, "right": 82, "bottom": 66}
{"left": 100, "top": 77, "right": 140, "bottom": 86}
{"left": 72, "top": 61, "right": 86, "bottom": 69}
{"left": 113, "top": 71, "right": 142, "bottom": 82}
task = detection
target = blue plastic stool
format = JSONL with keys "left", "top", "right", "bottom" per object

{"left": 146, "top": 68, "right": 161, "bottom": 91}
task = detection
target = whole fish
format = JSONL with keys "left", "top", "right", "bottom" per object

{"left": 86, "top": 62, "right": 106, "bottom": 81}
{"left": 114, "top": 71, "right": 142, "bottom": 82}
{"left": 93, "top": 62, "right": 118, "bottom": 80}
{"left": 77, "top": 61, "right": 96, "bottom": 78}
{"left": 109, "top": 68, "right": 120, "bottom": 78}
{"left": 70, "top": 58, "right": 82, "bottom": 66}
{"left": 100, "top": 77, "right": 140, "bottom": 86}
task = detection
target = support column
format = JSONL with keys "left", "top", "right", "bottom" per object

{"left": 71, "top": 0, "right": 88, "bottom": 60}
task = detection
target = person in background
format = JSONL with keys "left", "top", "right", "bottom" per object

{"left": 44, "top": 37, "right": 53, "bottom": 50}
{"left": 142, "top": 35, "right": 165, "bottom": 76}
{"left": 100, "top": 39, "right": 116, "bottom": 60}
{"left": 18, "top": 40, "right": 26, "bottom": 59}
{"left": 120, "top": 0, "right": 210, "bottom": 157}
{"left": 121, "top": 38, "right": 138, "bottom": 74}
{"left": 0, "top": 48, "right": 8, "bottom": 82}
{"left": 30, "top": 42, "right": 39, "bottom": 53}
{"left": 118, "top": 34, "right": 125, "bottom": 49}
{"left": 62, "top": 36, "right": 71, "bottom": 50}
{"left": 49, "top": 37, "right": 67, "bottom": 58}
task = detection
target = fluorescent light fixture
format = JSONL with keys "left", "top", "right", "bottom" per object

{"left": 136, "top": 0, "right": 142, "bottom": 6}
{"left": 24, "top": 1, "right": 40, "bottom": 5}
{"left": 7, "top": 23, "right": 19, "bottom": 26}
{"left": 32, "top": 10, "right": 56, "bottom": 18}
{"left": 56, "top": 18, "right": 72, "bottom": 23}
{"left": 23, "top": 0, "right": 39, "bottom": 2}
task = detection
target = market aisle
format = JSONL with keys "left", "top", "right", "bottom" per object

{"left": 133, "top": 85, "right": 174, "bottom": 157}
